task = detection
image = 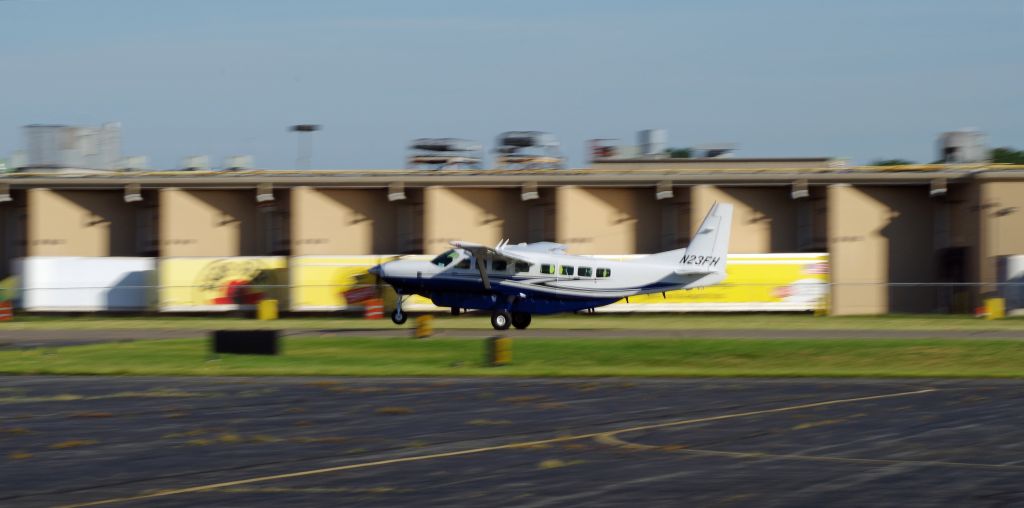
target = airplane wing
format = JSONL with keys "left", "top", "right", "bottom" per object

{"left": 449, "top": 240, "right": 533, "bottom": 291}
{"left": 449, "top": 241, "right": 533, "bottom": 264}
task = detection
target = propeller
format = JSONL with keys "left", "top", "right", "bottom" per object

{"left": 346, "top": 255, "right": 402, "bottom": 307}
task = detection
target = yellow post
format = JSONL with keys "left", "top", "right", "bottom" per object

{"left": 415, "top": 315, "right": 433, "bottom": 338}
{"left": 985, "top": 298, "right": 1005, "bottom": 320}
{"left": 814, "top": 290, "right": 830, "bottom": 317}
{"left": 487, "top": 336, "right": 511, "bottom": 366}
{"left": 257, "top": 299, "right": 279, "bottom": 321}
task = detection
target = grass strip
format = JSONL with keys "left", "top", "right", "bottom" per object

{"left": 0, "top": 337, "right": 1022, "bottom": 378}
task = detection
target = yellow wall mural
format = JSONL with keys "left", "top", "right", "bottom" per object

{"left": 159, "top": 257, "right": 289, "bottom": 311}
{"left": 606, "top": 253, "right": 828, "bottom": 311}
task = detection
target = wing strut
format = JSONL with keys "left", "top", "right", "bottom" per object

{"left": 475, "top": 256, "right": 491, "bottom": 290}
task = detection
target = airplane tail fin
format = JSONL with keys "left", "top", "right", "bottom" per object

{"left": 644, "top": 202, "right": 733, "bottom": 272}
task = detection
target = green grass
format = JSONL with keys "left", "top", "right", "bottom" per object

{"left": 2, "top": 313, "right": 1023, "bottom": 331}
{"left": 1, "top": 336, "right": 1023, "bottom": 378}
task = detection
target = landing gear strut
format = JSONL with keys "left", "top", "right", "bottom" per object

{"left": 511, "top": 312, "right": 532, "bottom": 330}
{"left": 490, "top": 310, "right": 511, "bottom": 330}
{"left": 391, "top": 294, "right": 408, "bottom": 325}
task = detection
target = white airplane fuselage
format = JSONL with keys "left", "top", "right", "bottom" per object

{"left": 370, "top": 203, "right": 733, "bottom": 329}
{"left": 374, "top": 250, "right": 724, "bottom": 315}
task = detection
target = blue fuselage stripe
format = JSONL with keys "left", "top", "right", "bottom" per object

{"left": 381, "top": 274, "right": 667, "bottom": 314}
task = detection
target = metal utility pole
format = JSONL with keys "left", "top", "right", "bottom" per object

{"left": 290, "top": 124, "right": 321, "bottom": 169}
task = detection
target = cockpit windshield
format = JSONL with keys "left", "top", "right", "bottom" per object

{"left": 431, "top": 249, "right": 460, "bottom": 267}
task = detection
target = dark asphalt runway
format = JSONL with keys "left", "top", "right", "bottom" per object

{"left": 2, "top": 377, "right": 1024, "bottom": 507}
{"left": 3, "top": 326, "right": 1024, "bottom": 349}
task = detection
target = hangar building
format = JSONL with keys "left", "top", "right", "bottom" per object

{"left": 1, "top": 157, "right": 1022, "bottom": 315}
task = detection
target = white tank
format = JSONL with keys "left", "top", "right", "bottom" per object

{"left": 637, "top": 129, "right": 667, "bottom": 156}
{"left": 24, "top": 123, "right": 122, "bottom": 170}
{"left": 24, "top": 125, "right": 66, "bottom": 168}
{"left": 96, "top": 123, "right": 122, "bottom": 170}
{"left": 938, "top": 130, "right": 988, "bottom": 163}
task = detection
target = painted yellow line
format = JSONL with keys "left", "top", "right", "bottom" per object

{"left": 58, "top": 388, "right": 936, "bottom": 508}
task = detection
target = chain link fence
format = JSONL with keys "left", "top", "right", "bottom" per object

{"left": 4, "top": 282, "right": 1023, "bottom": 316}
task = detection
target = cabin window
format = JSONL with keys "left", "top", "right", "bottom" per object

{"left": 596, "top": 268, "right": 611, "bottom": 278}
{"left": 456, "top": 258, "right": 472, "bottom": 269}
{"left": 514, "top": 262, "right": 531, "bottom": 273}
{"left": 431, "top": 250, "right": 459, "bottom": 267}
{"left": 578, "top": 267, "right": 592, "bottom": 277}
{"left": 491, "top": 260, "right": 508, "bottom": 272}
{"left": 541, "top": 264, "right": 555, "bottom": 275}
{"left": 560, "top": 265, "right": 574, "bottom": 276}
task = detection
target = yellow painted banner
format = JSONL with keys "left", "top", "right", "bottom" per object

{"left": 606, "top": 253, "right": 828, "bottom": 311}
{"left": 159, "top": 257, "right": 289, "bottom": 311}
{"left": 289, "top": 253, "right": 828, "bottom": 312}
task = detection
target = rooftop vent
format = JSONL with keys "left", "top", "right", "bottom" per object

{"left": 407, "top": 138, "right": 483, "bottom": 170}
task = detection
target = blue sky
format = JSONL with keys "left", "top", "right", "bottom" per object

{"left": 1, "top": 0, "right": 1021, "bottom": 168}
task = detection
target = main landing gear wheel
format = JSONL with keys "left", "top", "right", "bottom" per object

{"left": 511, "top": 312, "right": 532, "bottom": 330}
{"left": 391, "top": 308, "right": 407, "bottom": 325}
{"left": 490, "top": 310, "right": 511, "bottom": 331}
{"left": 451, "top": 307, "right": 461, "bottom": 316}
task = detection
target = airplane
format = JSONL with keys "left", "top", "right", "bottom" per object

{"left": 369, "top": 202, "right": 733, "bottom": 330}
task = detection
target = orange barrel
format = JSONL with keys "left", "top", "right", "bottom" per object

{"left": 0, "top": 301, "right": 12, "bottom": 321}
{"left": 364, "top": 299, "right": 384, "bottom": 320}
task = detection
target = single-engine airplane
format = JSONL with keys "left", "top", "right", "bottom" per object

{"left": 370, "top": 202, "right": 733, "bottom": 330}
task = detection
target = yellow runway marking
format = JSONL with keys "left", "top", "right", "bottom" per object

{"left": 59, "top": 388, "right": 936, "bottom": 508}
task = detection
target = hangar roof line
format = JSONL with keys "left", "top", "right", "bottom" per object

{"left": 2, "top": 164, "right": 1023, "bottom": 190}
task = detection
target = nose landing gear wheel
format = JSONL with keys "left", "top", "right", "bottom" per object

{"left": 391, "top": 308, "right": 407, "bottom": 325}
{"left": 490, "top": 310, "right": 511, "bottom": 330}
{"left": 511, "top": 312, "right": 532, "bottom": 330}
